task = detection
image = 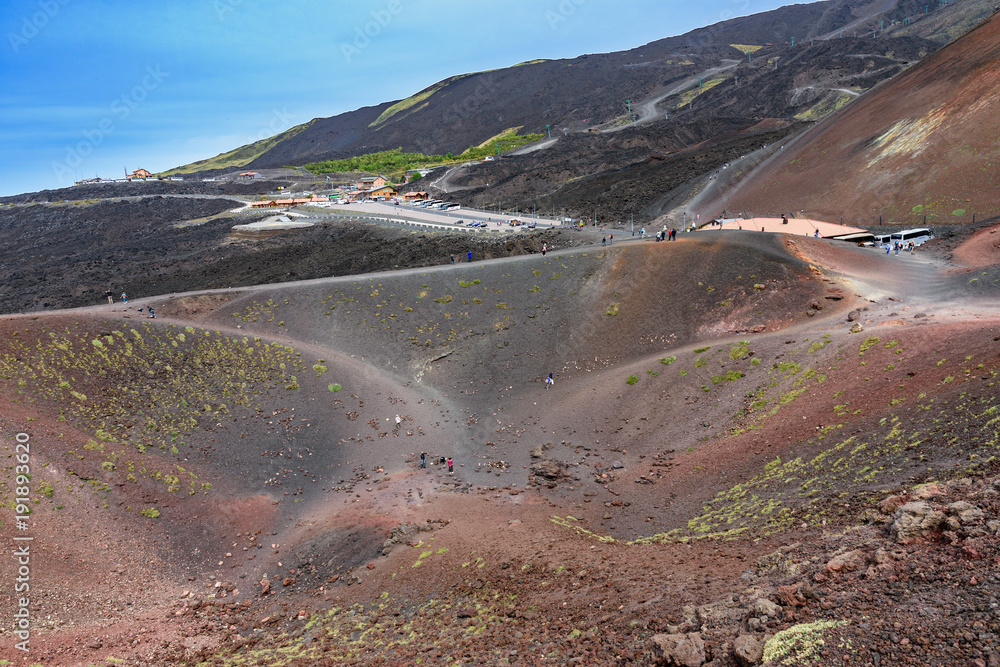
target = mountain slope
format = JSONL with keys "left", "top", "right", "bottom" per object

{"left": 714, "top": 10, "right": 1000, "bottom": 225}
{"left": 166, "top": 0, "right": 946, "bottom": 177}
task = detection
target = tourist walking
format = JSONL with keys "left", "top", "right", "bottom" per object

{"left": 541, "top": 243, "right": 547, "bottom": 256}
{"left": 104, "top": 289, "right": 114, "bottom": 304}
{"left": 447, "top": 457, "right": 454, "bottom": 474}
{"left": 545, "top": 373, "right": 554, "bottom": 389}
{"left": 420, "top": 452, "right": 426, "bottom": 468}
{"left": 148, "top": 306, "right": 156, "bottom": 319}
{"left": 121, "top": 292, "right": 128, "bottom": 304}
{"left": 608, "top": 234, "right": 613, "bottom": 245}
{"left": 467, "top": 251, "right": 472, "bottom": 263}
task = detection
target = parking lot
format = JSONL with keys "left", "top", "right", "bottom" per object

{"left": 323, "top": 200, "right": 558, "bottom": 231}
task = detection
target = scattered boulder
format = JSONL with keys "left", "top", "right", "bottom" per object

{"left": 825, "top": 549, "right": 866, "bottom": 575}
{"left": 732, "top": 634, "right": 764, "bottom": 666}
{"left": 879, "top": 494, "right": 908, "bottom": 515}
{"left": 696, "top": 599, "right": 746, "bottom": 628}
{"left": 649, "top": 632, "right": 706, "bottom": 667}
{"left": 846, "top": 309, "right": 861, "bottom": 322}
{"left": 912, "top": 482, "right": 946, "bottom": 500}
{"left": 530, "top": 442, "right": 569, "bottom": 483}
{"left": 947, "top": 500, "right": 984, "bottom": 525}
{"left": 382, "top": 522, "right": 445, "bottom": 556}
{"left": 752, "top": 597, "right": 780, "bottom": 618}
{"left": 890, "top": 502, "right": 946, "bottom": 543}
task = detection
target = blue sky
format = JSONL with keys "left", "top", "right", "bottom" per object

{"left": 1, "top": 0, "right": 796, "bottom": 196}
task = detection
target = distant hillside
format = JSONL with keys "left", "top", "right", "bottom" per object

{"left": 715, "top": 11, "right": 1000, "bottom": 225}
{"left": 167, "top": 0, "right": 951, "bottom": 177}
{"left": 160, "top": 121, "right": 316, "bottom": 175}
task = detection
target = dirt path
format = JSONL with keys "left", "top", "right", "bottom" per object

{"left": 817, "top": 0, "right": 900, "bottom": 39}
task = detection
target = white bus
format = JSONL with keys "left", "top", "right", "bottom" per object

{"left": 890, "top": 228, "right": 932, "bottom": 246}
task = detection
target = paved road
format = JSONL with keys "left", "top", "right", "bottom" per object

{"left": 603, "top": 59, "right": 741, "bottom": 133}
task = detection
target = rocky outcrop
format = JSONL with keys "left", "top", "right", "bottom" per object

{"left": 529, "top": 442, "right": 570, "bottom": 485}
{"left": 889, "top": 501, "right": 946, "bottom": 543}
{"left": 649, "top": 632, "right": 706, "bottom": 667}
{"left": 380, "top": 520, "right": 448, "bottom": 556}
{"left": 732, "top": 634, "right": 764, "bottom": 666}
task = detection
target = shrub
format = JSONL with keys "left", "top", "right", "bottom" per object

{"left": 859, "top": 336, "right": 881, "bottom": 355}
{"left": 328, "top": 383, "right": 342, "bottom": 392}
{"left": 140, "top": 507, "right": 161, "bottom": 519}
{"left": 626, "top": 375, "right": 639, "bottom": 385}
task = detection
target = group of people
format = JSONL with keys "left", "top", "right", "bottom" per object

{"left": 419, "top": 452, "right": 453, "bottom": 473}
{"left": 601, "top": 234, "right": 613, "bottom": 246}
{"left": 103, "top": 289, "right": 155, "bottom": 317}
{"left": 417, "top": 372, "right": 556, "bottom": 475}
{"left": 886, "top": 241, "right": 915, "bottom": 255}
{"left": 656, "top": 228, "right": 678, "bottom": 242}
{"left": 104, "top": 289, "right": 127, "bottom": 304}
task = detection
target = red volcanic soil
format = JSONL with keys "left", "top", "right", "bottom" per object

{"left": 711, "top": 12, "right": 1000, "bottom": 227}
{"left": 3, "top": 231, "right": 1000, "bottom": 666}
{"left": 952, "top": 221, "right": 1000, "bottom": 267}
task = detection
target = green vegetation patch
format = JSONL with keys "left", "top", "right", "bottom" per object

{"left": 306, "top": 129, "right": 543, "bottom": 177}
{"left": 0, "top": 324, "right": 304, "bottom": 465}
{"left": 763, "top": 620, "right": 851, "bottom": 665}
{"left": 859, "top": 336, "right": 881, "bottom": 355}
